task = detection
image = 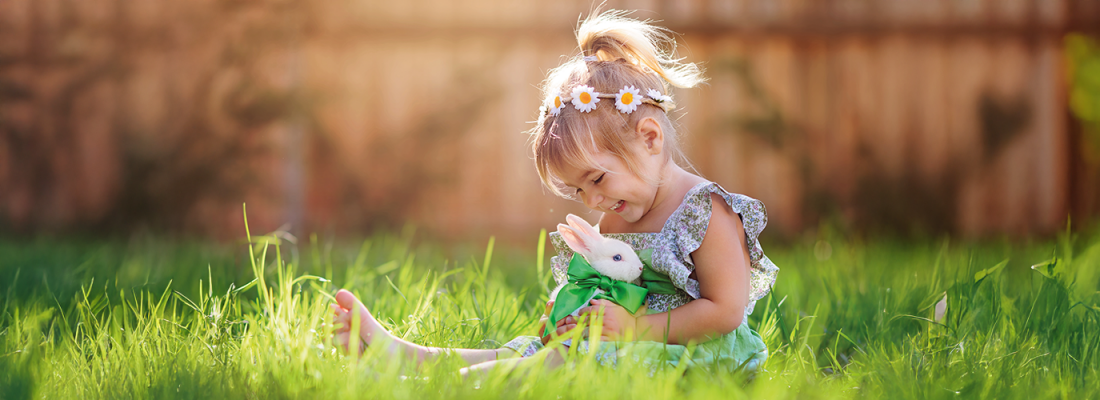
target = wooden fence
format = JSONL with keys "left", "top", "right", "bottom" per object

{"left": 1, "top": 0, "right": 1098, "bottom": 241}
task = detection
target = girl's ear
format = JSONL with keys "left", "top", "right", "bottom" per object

{"left": 636, "top": 117, "right": 664, "bottom": 155}
{"left": 565, "top": 214, "right": 601, "bottom": 240}
{"left": 557, "top": 224, "right": 589, "bottom": 254}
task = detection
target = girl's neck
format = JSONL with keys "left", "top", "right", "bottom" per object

{"left": 650, "top": 162, "right": 695, "bottom": 214}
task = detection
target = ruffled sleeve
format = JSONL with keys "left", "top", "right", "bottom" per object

{"left": 650, "top": 182, "right": 779, "bottom": 315}
{"left": 549, "top": 233, "right": 574, "bottom": 287}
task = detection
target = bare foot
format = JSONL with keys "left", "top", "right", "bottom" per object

{"left": 331, "top": 289, "right": 393, "bottom": 354}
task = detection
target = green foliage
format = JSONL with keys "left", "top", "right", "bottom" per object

{"left": 1, "top": 221, "right": 1099, "bottom": 398}
{"left": 1068, "top": 33, "right": 1100, "bottom": 160}
{"left": 1068, "top": 34, "right": 1100, "bottom": 126}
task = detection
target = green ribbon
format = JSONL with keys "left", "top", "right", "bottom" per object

{"left": 544, "top": 249, "right": 679, "bottom": 336}
{"left": 637, "top": 249, "right": 679, "bottom": 295}
{"left": 545, "top": 253, "right": 649, "bottom": 336}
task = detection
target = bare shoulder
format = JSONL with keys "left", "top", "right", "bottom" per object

{"left": 698, "top": 192, "right": 748, "bottom": 253}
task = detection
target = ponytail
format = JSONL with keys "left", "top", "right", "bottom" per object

{"left": 576, "top": 10, "right": 706, "bottom": 89}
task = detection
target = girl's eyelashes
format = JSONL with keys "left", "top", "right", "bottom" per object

{"left": 572, "top": 173, "right": 604, "bottom": 195}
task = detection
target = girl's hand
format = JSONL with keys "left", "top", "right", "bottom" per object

{"left": 538, "top": 300, "right": 563, "bottom": 345}
{"left": 541, "top": 300, "right": 587, "bottom": 345}
{"left": 577, "top": 299, "right": 641, "bottom": 341}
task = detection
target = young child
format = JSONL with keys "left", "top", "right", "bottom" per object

{"left": 330, "top": 9, "right": 778, "bottom": 375}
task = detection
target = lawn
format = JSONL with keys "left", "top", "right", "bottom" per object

{"left": 1, "top": 217, "right": 1099, "bottom": 399}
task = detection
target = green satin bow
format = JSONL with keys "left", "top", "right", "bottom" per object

{"left": 545, "top": 252, "right": 649, "bottom": 336}
{"left": 544, "top": 249, "right": 680, "bottom": 336}
{"left": 637, "top": 248, "right": 679, "bottom": 296}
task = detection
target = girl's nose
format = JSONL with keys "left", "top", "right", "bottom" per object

{"left": 583, "top": 192, "right": 604, "bottom": 210}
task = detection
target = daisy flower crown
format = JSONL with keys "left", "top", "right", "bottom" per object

{"left": 541, "top": 85, "right": 674, "bottom": 117}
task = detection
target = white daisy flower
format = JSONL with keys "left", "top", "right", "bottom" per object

{"left": 571, "top": 85, "right": 600, "bottom": 113}
{"left": 547, "top": 92, "right": 565, "bottom": 116}
{"left": 615, "top": 86, "right": 642, "bottom": 114}
{"left": 646, "top": 89, "right": 672, "bottom": 103}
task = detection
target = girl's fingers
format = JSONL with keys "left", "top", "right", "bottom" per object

{"left": 556, "top": 315, "right": 581, "bottom": 327}
{"left": 542, "top": 323, "right": 577, "bottom": 345}
{"left": 540, "top": 301, "right": 557, "bottom": 344}
{"left": 577, "top": 305, "right": 604, "bottom": 317}
{"left": 555, "top": 324, "right": 578, "bottom": 336}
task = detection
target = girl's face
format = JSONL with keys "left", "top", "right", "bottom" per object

{"left": 559, "top": 149, "right": 660, "bottom": 224}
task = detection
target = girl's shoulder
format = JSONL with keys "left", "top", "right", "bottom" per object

{"left": 644, "top": 181, "right": 778, "bottom": 308}
{"left": 661, "top": 181, "right": 768, "bottom": 242}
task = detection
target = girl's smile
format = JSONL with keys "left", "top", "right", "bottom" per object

{"left": 561, "top": 151, "right": 655, "bottom": 224}
{"left": 558, "top": 145, "right": 691, "bottom": 228}
{"left": 555, "top": 130, "right": 705, "bottom": 233}
{"left": 610, "top": 200, "right": 626, "bottom": 213}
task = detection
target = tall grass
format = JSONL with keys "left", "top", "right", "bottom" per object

{"left": 1, "top": 218, "right": 1098, "bottom": 399}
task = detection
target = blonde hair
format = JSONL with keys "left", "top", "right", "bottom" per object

{"left": 529, "top": 10, "right": 706, "bottom": 198}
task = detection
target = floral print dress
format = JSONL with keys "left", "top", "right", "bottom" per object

{"left": 502, "top": 182, "right": 779, "bottom": 372}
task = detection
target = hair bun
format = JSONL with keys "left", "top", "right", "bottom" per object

{"left": 576, "top": 10, "right": 705, "bottom": 89}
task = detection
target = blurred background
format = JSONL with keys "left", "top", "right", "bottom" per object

{"left": 1, "top": 0, "right": 1099, "bottom": 244}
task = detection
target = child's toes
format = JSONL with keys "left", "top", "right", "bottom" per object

{"left": 333, "top": 331, "right": 364, "bottom": 356}
{"left": 335, "top": 289, "right": 375, "bottom": 324}
{"left": 330, "top": 303, "right": 343, "bottom": 316}
{"left": 332, "top": 331, "right": 350, "bottom": 351}
{"left": 331, "top": 303, "right": 348, "bottom": 318}
{"left": 331, "top": 305, "right": 350, "bottom": 326}
{"left": 335, "top": 289, "right": 362, "bottom": 312}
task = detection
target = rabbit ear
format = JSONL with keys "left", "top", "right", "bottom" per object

{"left": 557, "top": 224, "right": 590, "bottom": 254}
{"left": 565, "top": 214, "right": 601, "bottom": 240}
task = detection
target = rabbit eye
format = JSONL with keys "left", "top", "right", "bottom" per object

{"left": 613, "top": 254, "right": 622, "bottom": 261}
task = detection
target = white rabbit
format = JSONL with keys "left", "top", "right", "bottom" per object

{"left": 550, "top": 214, "right": 646, "bottom": 319}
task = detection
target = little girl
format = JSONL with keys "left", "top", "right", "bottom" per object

{"left": 331, "top": 10, "right": 778, "bottom": 375}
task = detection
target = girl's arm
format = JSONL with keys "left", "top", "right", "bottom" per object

{"left": 576, "top": 193, "right": 752, "bottom": 344}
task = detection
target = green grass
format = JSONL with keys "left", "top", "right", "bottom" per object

{"left": 1, "top": 219, "right": 1099, "bottom": 399}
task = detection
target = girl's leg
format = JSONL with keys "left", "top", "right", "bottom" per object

{"left": 331, "top": 289, "right": 512, "bottom": 366}
{"left": 460, "top": 346, "right": 565, "bottom": 378}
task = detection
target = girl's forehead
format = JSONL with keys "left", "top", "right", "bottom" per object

{"left": 553, "top": 163, "right": 596, "bottom": 186}
{"left": 555, "top": 152, "right": 618, "bottom": 183}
